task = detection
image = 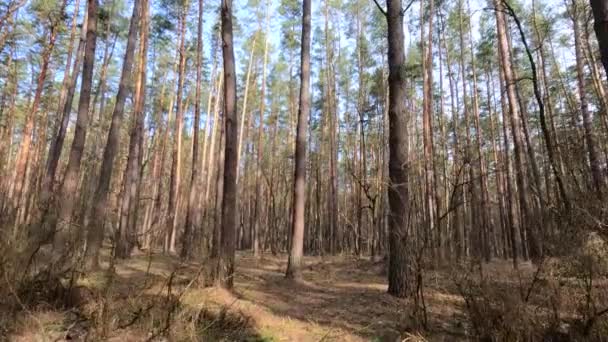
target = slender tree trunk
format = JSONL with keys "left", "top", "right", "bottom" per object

{"left": 253, "top": 5, "right": 270, "bottom": 257}
{"left": 52, "top": 0, "right": 98, "bottom": 252}
{"left": 457, "top": 0, "right": 479, "bottom": 259}
{"left": 494, "top": 0, "right": 540, "bottom": 260}
{"left": 182, "top": 0, "right": 204, "bottom": 260}
{"left": 86, "top": 0, "right": 141, "bottom": 270}
{"left": 440, "top": 11, "right": 464, "bottom": 260}
{"left": 285, "top": 0, "right": 311, "bottom": 280}
{"left": 572, "top": 1, "right": 605, "bottom": 196}
{"left": 11, "top": 15, "right": 60, "bottom": 221}
{"left": 117, "top": 0, "right": 148, "bottom": 258}
{"left": 0, "top": 39, "right": 17, "bottom": 213}
{"left": 505, "top": 2, "right": 570, "bottom": 209}
{"left": 198, "top": 51, "right": 219, "bottom": 232}
{"left": 166, "top": 10, "right": 187, "bottom": 254}
{"left": 142, "top": 108, "right": 164, "bottom": 250}
{"left": 236, "top": 40, "right": 256, "bottom": 182}
{"left": 421, "top": 0, "right": 437, "bottom": 259}
{"left": 203, "top": 72, "right": 223, "bottom": 219}
{"left": 323, "top": 0, "right": 339, "bottom": 254}
{"left": 216, "top": 0, "right": 238, "bottom": 289}
{"left": 487, "top": 71, "right": 508, "bottom": 258}
{"left": 384, "top": 0, "right": 411, "bottom": 298}
{"left": 212, "top": 111, "right": 225, "bottom": 259}
{"left": 467, "top": 0, "right": 491, "bottom": 260}
{"left": 40, "top": 0, "right": 82, "bottom": 208}
{"left": 498, "top": 66, "right": 519, "bottom": 267}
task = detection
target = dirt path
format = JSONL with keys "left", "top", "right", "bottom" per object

{"left": 108, "top": 252, "right": 469, "bottom": 341}
{"left": 9, "top": 251, "right": 478, "bottom": 341}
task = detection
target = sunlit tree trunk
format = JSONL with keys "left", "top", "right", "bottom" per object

{"left": 571, "top": 0, "right": 605, "bottom": 196}
{"left": 166, "top": 8, "right": 187, "bottom": 254}
{"left": 53, "top": 0, "right": 98, "bottom": 252}
{"left": 216, "top": 0, "right": 238, "bottom": 289}
{"left": 494, "top": 0, "right": 540, "bottom": 261}
{"left": 286, "top": 0, "right": 311, "bottom": 280}
{"left": 86, "top": 0, "right": 141, "bottom": 270}
{"left": 421, "top": 0, "right": 438, "bottom": 260}
{"left": 323, "top": 0, "right": 339, "bottom": 254}
{"left": 11, "top": 11, "right": 61, "bottom": 223}
{"left": 182, "top": 0, "right": 205, "bottom": 260}
{"left": 253, "top": 4, "right": 270, "bottom": 257}
{"left": 117, "top": 0, "right": 148, "bottom": 258}
{"left": 41, "top": 0, "right": 82, "bottom": 209}
{"left": 384, "top": 0, "right": 412, "bottom": 298}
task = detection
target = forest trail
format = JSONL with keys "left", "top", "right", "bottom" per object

{"left": 8, "top": 249, "right": 542, "bottom": 341}
{"left": 109, "top": 252, "right": 420, "bottom": 341}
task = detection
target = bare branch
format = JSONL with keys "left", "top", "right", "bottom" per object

{"left": 371, "top": 0, "right": 387, "bottom": 17}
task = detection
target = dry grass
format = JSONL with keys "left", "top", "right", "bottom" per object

{"left": 2, "top": 248, "right": 608, "bottom": 341}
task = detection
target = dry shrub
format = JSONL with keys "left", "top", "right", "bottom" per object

{"left": 454, "top": 270, "right": 550, "bottom": 341}
{"left": 454, "top": 252, "right": 608, "bottom": 342}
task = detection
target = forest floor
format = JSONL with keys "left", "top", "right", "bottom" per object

{"left": 6, "top": 249, "right": 555, "bottom": 341}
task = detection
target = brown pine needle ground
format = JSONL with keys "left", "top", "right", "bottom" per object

{"left": 6, "top": 250, "right": 605, "bottom": 341}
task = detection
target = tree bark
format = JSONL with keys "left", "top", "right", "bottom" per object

{"left": 86, "top": 0, "right": 141, "bottom": 270}
{"left": 182, "top": 0, "right": 204, "bottom": 260}
{"left": 11, "top": 13, "right": 61, "bottom": 221}
{"left": 285, "top": 0, "right": 311, "bottom": 280}
{"left": 494, "top": 0, "right": 541, "bottom": 260}
{"left": 53, "top": 0, "right": 98, "bottom": 251}
{"left": 253, "top": 5, "right": 270, "bottom": 257}
{"left": 116, "top": 0, "right": 148, "bottom": 258}
{"left": 572, "top": 1, "right": 605, "bottom": 196}
{"left": 41, "top": 0, "right": 82, "bottom": 209}
{"left": 421, "top": 0, "right": 437, "bottom": 259}
{"left": 166, "top": 9, "right": 187, "bottom": 255}
{"left": 216, "top": 0, "right": 238, "bottom": 289}
{"left": 385, "top": 0, "right": 412, "bottom": 298}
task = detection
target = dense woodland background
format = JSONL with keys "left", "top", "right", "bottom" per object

{"left": 1, "top": 0, "right": 608, "bottom": 340}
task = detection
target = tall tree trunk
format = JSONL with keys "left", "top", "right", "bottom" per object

{"left": 40, "top": 0, "right": 82, "bottom": 209}
{"left": 323, "top": 0, "right": 339, "bottom": 254}
{"left": 182, "top": 0, "right": 204, "bottom": 260}
{"left": 572, "top": 1, "right": 605, "bottom": 196}
{"left": 285, "top": 0, "right": 311, "bottom": 280}
{"left": 166, "top": 9, "right": 187, "bottom": 254}
{"left": 203, "top": 72, "right": 223, "bottom": 225}
{"left": 457, "top": 0, "right": 478, "bottom": 259}
{"left": 498, "top": 66, "right": 519, "bottom": 267}
{"left": 494, "top": 0, "right": 541, "bottom": 260}
{"left": 384, "top": 0, "right": 412, "bottom": 298}
{"left": 211, "top": 109, "right": 225, "bottom": 257}
{"left": 86, "top": 0, "right": 141, "bottom": 270}
{"left": 487, "top": 71, "right": 508, "bottom": 258}
{"left": 216, "top": 0, "right": 238, "bottom": 289}
{"left": 52, "top": 0, "right": 98, "bottom": 251}
{"left": 421, "top": 0, "right": 437, "bottom": 259}
{"left": 505, "top": 2, "right": 570, "bottom": 208}
{"left": 236, "top": 43, "right": 255, "bottom": 250}
{"left": 116, "top": 0, "right": 149, "bottom": 258}
{"left": 355, "top": 2, "right": 368, "bottom": 257}
{"left": 253, "top": 5, "right": 270, "bottom": 257}
{"left": 439, "top": 10, "right": 463, "bottom": 260}
{"left": 0, "top": 38, "right": 17, "bottom": 213}
{"left": 236, "top": 40, "right": 256, "bottom": 182}
{"left": 11, "top": 13, "right": 61, "bottom": 221}
{"left": 467, "top": 0, "right": 491, "bottom": 260}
